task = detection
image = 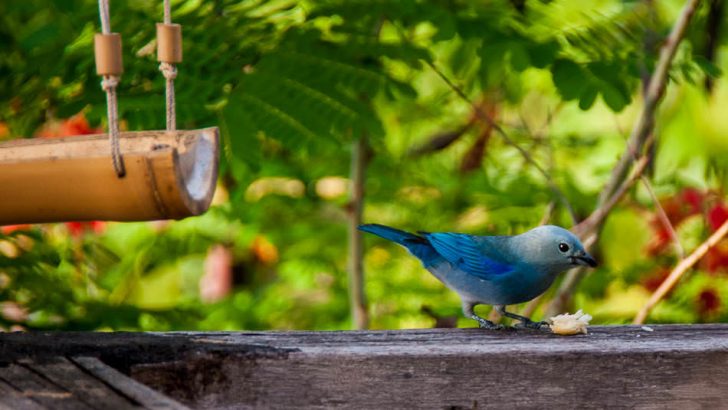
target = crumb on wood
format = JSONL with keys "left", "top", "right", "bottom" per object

{"left": 548, "top": 309, "right": 592, "bottom": 335}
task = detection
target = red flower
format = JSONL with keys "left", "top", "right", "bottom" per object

{"left": 641, "top": 268, "right": 670, "bottom": 293}
{"left": 645, "top": 219, "right": 673, "bottom": 256}
{"left": 65, "top": 221, "right": 106, "bottom": 238}
{"left": 60, "top": 114, "right": 100, "bottom": 136}
{"left": 646, "top": 188, "right": 707, "bottom": 255}
{"left": 1, "top": 225, "right": 32, "bottom": 235}
{"left": 704, "top": 239, "right": 728, "bottom": 274}
{"left": 36, "top": 113, "right": 102, "bottom": 138}
{"left": 697, "top": 288, "right": 721, "bottom": 317}
{"left": 681, "top": 188, "right": 705, "bottom": 215}
{"left": 707, "top": 203, "right": 728, "bottom": 232}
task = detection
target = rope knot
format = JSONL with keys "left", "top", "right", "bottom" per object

{"left": 159, "top": 62, "right": 178, "bottom": 80}
{"left": 101, "top": 75, "right": 120, "bottom": 91}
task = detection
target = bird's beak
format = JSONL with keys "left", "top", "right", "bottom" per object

{"left": 573, "top": 251, "right": 597, "bottom": 267}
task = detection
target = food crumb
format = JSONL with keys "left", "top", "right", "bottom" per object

{"left": 548, "top": 309, "right": 592, "bottom": 335}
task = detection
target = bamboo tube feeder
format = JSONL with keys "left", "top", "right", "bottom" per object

{"left": 0, "top": 128, "right": 218, "bottom": 225}
{"left": 0, "top": 1, "right": 221, "bottom": 225}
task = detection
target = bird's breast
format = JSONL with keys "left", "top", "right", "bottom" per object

{"left": 427, "top": 263, "right": 557, "bottom": 305}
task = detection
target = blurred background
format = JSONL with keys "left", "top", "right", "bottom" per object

{"left": 1, "top": 0, "right": 727, "bottom": 331}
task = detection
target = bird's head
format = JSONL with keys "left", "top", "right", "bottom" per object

{"left": 516, "top": 225, "right": 597, "bottom": 273}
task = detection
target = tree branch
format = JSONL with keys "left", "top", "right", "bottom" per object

{"left": 641, "top": 175, "right": 685, "bottom": 259}
{"left": 610, "top": 117, "right": 684, "bottom": 259}
{"left": 573, "top": 154, "right": 651, "bottom": 238}
{"left": 634, "top": 218, "right": 728, "bottom": 324}
{"left": 347, "top": 136, "right": 369, "bottom": 330}
{"left": 597, "top": 0, "right": 702, "bottom": 207}
{"left": 545, "top": 0, "right": 702, "bottom": 314}
{"left": 545, "top": 155, "right": 650, "bottom": 317}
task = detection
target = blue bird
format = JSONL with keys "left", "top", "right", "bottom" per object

{"left": 359, "top": 224, "right": 597, "bottom": 329}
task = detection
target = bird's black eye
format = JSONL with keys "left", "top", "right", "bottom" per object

{"left": 558, "top": 243, "right": 570, "bottom": 253}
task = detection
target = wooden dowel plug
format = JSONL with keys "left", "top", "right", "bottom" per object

{"left": 94, "top": 33, "right": 123, "bottom": 76}
{"left": 156, "top": 23, "right": 183, "bottom": 63}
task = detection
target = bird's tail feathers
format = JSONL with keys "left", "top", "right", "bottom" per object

{"left": 358, "top": 224, "right": 438, "bottom": 265}
{"left": 358, "top": 224, "right": 421, "bottom": 245}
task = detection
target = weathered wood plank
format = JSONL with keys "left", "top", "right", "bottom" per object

{"left": 2, "top": 326, "right": 728, "bottom": 409}
{"left": 131, "top": 326, "right": 728, "bottom": 409}
{"left": 0, "top": 378, "right": 45, "bottom": 410}
{"left": 20, "top": 357, "right": 138, "bottom": 410}
{"left": 71, "top": 357, "right": 189, "bottom": 410}
{"left": 0, "top": 331, "right": 295, "bottom": 371}
{"left": 0, "top": 363, "right": 92, "bottom": 410}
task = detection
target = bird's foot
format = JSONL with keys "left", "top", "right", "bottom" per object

{"left": 515, "top": 319, "right": 550, "bottom": 330}
{"left": 471, "top": 315, "right": 505, "bottom": 330}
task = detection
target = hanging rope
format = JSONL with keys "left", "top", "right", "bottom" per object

{"left": 163, "top": 0, "right": 171, "bottom": 24}
{"left": 158, "top": 0, "right": 181, "bottom": 131}
{"left": 96, "top": 0, "right": 125, "bottom": 177}
{"left": 98, "top": 0, "right": 110, "bottom": 32}
{"left": 160, "top": 63, "right": 177, "bottom": 130}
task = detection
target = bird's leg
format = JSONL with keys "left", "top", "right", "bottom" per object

{"left": 463, "top": 302, "right": 504, "bottom": 330}
{"left": 494, "top": 305, "right": 549, "bottom": 330}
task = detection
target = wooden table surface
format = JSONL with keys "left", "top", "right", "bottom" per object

{"left": 1, "top": 325, "right": 727, "bottom": 409}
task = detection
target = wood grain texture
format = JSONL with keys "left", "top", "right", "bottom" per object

{"left": 0, "top": 378, "right": 46, "bottom": 410}
{"left": 0, "top": 363, "right": 92, "bottom": 410}
{"left": 0, "top": 356, "right": 189, "bottom": 410}
{"left": 20, "top": 357, "right": 138, "bottom": 409}
{"left": 71, "top": 357, "right": 190, "bottom": 410}
{"left": 2, "top": 326, "right": 728, "bottom": 409}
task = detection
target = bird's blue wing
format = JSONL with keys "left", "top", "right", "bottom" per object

{"left": 423, "top": 233, "right": 514, "bottom": 280}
